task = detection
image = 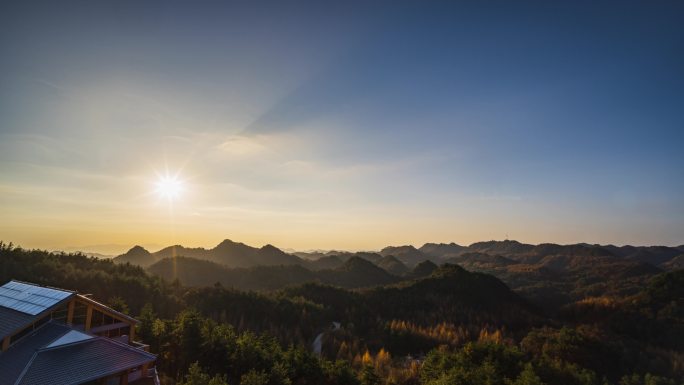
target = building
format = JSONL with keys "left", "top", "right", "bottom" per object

{"left": 0, "top": 280, "right": 158, "bottom": 385}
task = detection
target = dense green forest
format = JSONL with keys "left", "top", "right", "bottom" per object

{"left": 1, "top": 241, "right": 683, "bottom": 385}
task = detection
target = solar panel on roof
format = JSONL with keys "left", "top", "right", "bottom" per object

{"left": 0, "top": 281, "right": 73, "bottom": 316}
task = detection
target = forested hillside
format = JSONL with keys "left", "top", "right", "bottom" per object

{"left": 147, "top": 255, "right": 400, "bottom": 290}
{"left": 2, "top": 241, "right": 683, "bottom": 385}
{"left": 136, "top": 239, "right": 673, "bottom": 315}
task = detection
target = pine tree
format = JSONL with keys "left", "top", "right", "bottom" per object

{"left": 513, "top": 363, "right": 544, "bottom": 385}
{"left": 360, "top": 364, "right": 381, "bottom": 385}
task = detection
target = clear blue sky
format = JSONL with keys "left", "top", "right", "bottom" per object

{"left": 1, "top": 1, "right": 682, "bottom": 252}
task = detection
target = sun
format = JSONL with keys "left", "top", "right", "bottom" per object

{"left": 154, "top": 174, "right": 184, "bottom": 202}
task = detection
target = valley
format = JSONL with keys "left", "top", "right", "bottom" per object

{"left": 1, "top": 239, "right": 681, "bottom": 384}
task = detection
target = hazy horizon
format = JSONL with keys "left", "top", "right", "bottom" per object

{"left": 2, "top": 1, "right": 683, "bottom": 252}
{"left": 26, "top": 236, "right": 683, "bottom": 257}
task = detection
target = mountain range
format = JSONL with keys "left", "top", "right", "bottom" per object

{"left": 114, "top": 239, "right": 302, "bottom": 268}
{"left": 116, "top": 238, "right": 684, "bottom": 271}
{"left": 114, "top": 238, "right": 682, "bottom": 309}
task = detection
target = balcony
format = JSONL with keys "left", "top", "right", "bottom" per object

{"left": 128, "top": 367, "right": 160, "bottom": 385}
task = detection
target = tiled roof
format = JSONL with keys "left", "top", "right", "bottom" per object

{"left": 0, "top": 322, "right": 156, "bottom": 385}
{"left": 18, "top": 337, "right": 156, "bottom": 385}
{"left": 0, "top": 322, "right": 72, "bottom": 385}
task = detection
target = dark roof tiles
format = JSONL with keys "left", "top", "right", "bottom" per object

{"left": 18, "top": 338, "right": 156, "bottom": 385}
{"left": 0, "top": 322, "right": 156, "bottom": 385}
{"left": 0, "top": 322, "right": 71, "bottom": 385}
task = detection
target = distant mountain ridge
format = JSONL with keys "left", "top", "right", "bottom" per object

{"left": 419, "top": 242, "right": 468, "bottom": 258}
{"left": 115, "top": 239, "right": 303, "bottom": 268}
{"left": 118, "top": 237, "right": 682, "bottom": 308}
{"left": 379, "top": 245, "right": 428, "bottom": 267}
{"left": 115, "top": 245, "right": 156, "bottom": 266}
{"left": 117, "top": 238, "right": 683, "bottom": 274}
{"left": 380, "top": 240, "right": 683, "bottom": 270}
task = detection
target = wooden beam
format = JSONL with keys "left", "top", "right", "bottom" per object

{"left": 66, "top": 299, "right": 75, "bottom": 325}
{"left": 75, "top": 296, "right": 136, "bottom": 325}
{"left": 89, "top": 322, "right": 130, "bottom": 335}
{"left": 2, "top": 336, "right": 9, "bottom": 352}
{"left": 120, "top": 369, "right": 130, "bottom": 385}
{"left": 85, "top": 304, "right": 93, "bottom": 332}
{"left": 129, "top": 322, "right": 135, "bottom": 342}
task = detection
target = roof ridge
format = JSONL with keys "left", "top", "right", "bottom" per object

{"left": 37, "top": 333, "right": 95, "bottom": 352}
{"left": 39, "top": 324, "right": 90, "bottom": 351}
{"left": 1, "top": 321, "right": 71, "bottom": 352}
{"left": 34, "top": 320, "right": 70, "bottom": 342}
{"left": 12, "top": 333, "right": 156, "bottom": 385}
{"left": 8, "top": 280, "right": 76, "bottom": 294}
{"left": 36, "top": 333, "right": 155, "bottom": 360}
{"left": 12, "top": 351, "right": 38, "bottom": 385}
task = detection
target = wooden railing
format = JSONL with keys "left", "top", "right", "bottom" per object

{"left": 130, "top": 340, "right": 150, "bottom": 351}
{"left": 127, "top": 366, "right": 159, "bottom": 384}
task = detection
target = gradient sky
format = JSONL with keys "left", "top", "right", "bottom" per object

{"left": 1, "top": 1, "right": 683, "bottom": 254}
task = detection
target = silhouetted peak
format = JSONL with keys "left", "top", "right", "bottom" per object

{"left": 126, "top": 245, "right": 150, "bottom": 255}
{"left": 412, "top": 260, "right": 438, "bottom": 277}
{"left": 214, "top": 239, "right": 250, "bottom": 251}
{"left": 381, "top": 245, "right": 419, "bottom": 253}
{"left": 260, "top": 244, "right": 281, "bottom": 252}
{"left": 339, "top": 256, "right": 381, "bottom": 272}
{"left": 469, "top": 239, "right": 522, "bottom": 247}
{"left": 467, "top": 240, "right": 534, "bottom": 255}
{"left": 114, "top": 245, "right": 156, "bottom": 267}
{"left": 421, "top": 242, "right": 464, "bottom": 248}
{"left": 419, "top": 242, "right": 467, "bottom": 258}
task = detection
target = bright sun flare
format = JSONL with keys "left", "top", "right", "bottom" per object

{"left": 154, "top": 174, "right": 184, "bottom": 202}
